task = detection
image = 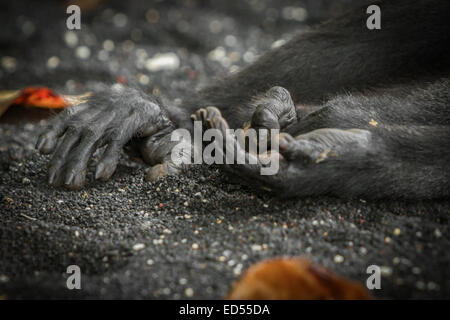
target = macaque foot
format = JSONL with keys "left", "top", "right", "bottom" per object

{"left": 279, "top": 128, "right": 373, "bottom": 164}
{"left": 195, "top": 104, "right": 375, "bottom": 197}
{"left": 250, "top": 86, "right": 297, "bottom": 131}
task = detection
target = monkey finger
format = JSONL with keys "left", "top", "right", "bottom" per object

{"left": 36, "top": 104, "right": 91, "bottom": 154}
{"left": 48, "top": 127, "right": 82, "bottom": 186}
{"left": 47, "top": 110, "right": 114, "bottom": 188}
{"left": 95, "top": 111, "right": 157, "bottom": 181}
{"left": 95, "top": 140, "right": 121, "bottom": 181}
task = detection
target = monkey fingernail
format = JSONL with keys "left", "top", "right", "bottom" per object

{"left": 48, "top": 170, "right": 57, "bottom": 185}
{"left": 36, "top": 136, "right": 45, "bottom": 151}
{"left": 95, "top": 164, "right": 105, "bottom": 180}
{"left": 64, "top": 172, "right": 75, "bottom": 185}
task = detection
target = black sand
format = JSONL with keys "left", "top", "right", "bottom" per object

{"left": 0, "top": 0, "right": 449, "bottom": 299}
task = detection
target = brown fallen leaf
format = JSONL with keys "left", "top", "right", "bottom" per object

{"left": 0, "top": 87, "right": 92, "bottom": 120}
{"left": 0, "top": 90, "right": 20, "bottom": 118}
{"left": 227, "top": 257, "right": 371, "bottom": 300}
{"left": 12, "top": 87, "right": 69, "bottom": 108}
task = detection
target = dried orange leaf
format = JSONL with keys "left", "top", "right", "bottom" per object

{"left": 227, "top": 257, "right": 371, "bottom": 300}
{"left": 12, "top": 87, "right": 68, "bottom": 109}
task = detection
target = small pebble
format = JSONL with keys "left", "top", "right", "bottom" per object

{"left": 103, "top": 40, "right": 115, "bottom": 51}
{"left": 75, "top": 46, "right": 91, "bottom": 60}
{"left": 251, "top": 244, "right": 262, "bottom": 251}
{"left": 380, "top": 266, "right": 393, "bottom": 277}
{"left": 113, "top": 13, "right": 128, "bottom": 27}
{"left": 133, "top": 243, "right": 145, "bottom": 251}
{"left": 184, "top": 288, "right": 194, "bottom": 297}
{"left": 64, "top": 31, "right": 78, "bottom": 47}
{"left": 1, "top": 56, "right": 17, "bottom": 72}
{"left": 145, "top": 53, "right": 180, "bottom": 72}
{"left": 334, "top": 255, "right": 344, "bottom": 264}
{"left": 47, "top": 56, "right": 60, "bottom": 69}
{"left": 434, "top": 229, "right": 442, "bottom": 238}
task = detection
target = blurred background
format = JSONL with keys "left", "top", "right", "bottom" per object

{"left": 0, "top": 0, "right": 365, "bottom": 98}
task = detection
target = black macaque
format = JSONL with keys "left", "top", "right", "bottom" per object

{"left": 36, "top": 0, "right": 450, "bottom": 199}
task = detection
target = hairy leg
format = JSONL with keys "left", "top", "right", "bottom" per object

{"left": 182, "top": 0, "right": 450, "bottom": 129}
{"left": 195, "top": 80, "right": 450, "bottom": 199}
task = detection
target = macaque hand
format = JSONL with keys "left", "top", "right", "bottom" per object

{"left": 36, "top": 84, "right": 175, "bottom": 189}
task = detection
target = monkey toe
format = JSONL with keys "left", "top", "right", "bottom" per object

{"left": 250, "top": 86, "right": 297, "bottom": 131}
{"left": 191, "top": 106, "right": 223, "bottom": 128}
{"left": 145, "top": 163, "right": 169, "bottom": 182}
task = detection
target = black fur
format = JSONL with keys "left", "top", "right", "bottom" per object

{"left": 37, "top": 0, "right": 450, "bottom": 198}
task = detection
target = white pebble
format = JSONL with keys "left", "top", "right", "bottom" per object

{"left": 334, "top": 255, "right": 344, "bottom": 263}
{"left": 224, "top": 35, "right": 237, "bottom": 47}
{"left": 0, "top": 275, "right": 9, "bottom": 283}
{"left": 243, "top": 51, "right": 257, "bottom": 63}
{"left": 380, "top": 266, "right": 393, "bottom": 277}
{"left": 64, "top": 31, "right": 79, "bottom": 47}
{"left": 208, "top": 47, "right": 226, "bottom": 61}
{"left": 22, "top": 177, "right": 31, "bottom": 184}
{"left": 75, "top": 46, "right": 91, "bottom": 60}
{"left": 184, "top": 287, "right": 194, "bottom": 297}
{"left": 103, "top": 40, "right": 115, "bottom": 51}
{"left": 209, "top": 20, "right": 223, "bottom": 33}
{"left": 233, "top": 265, "right": 243, "bottom": 275}
{"left": 132, "top": 243, "right": 145, "bottom": 251}
{"left": 113, "top": 13, "right": 128, "bottom": 27}
{"left": 145, "top": 53, "right": 180, "bottom": 72}
{"left": 251, "top": 244, "right": 262, "bottom": 251}
{"left": 47, "top": 56, "right": 60, "bottom": 69}
{"left": 434, "top": 229, "right": 442, "bottom": 238}
{"left": 1, "top": 56, "right": 17, "bottom": 72}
